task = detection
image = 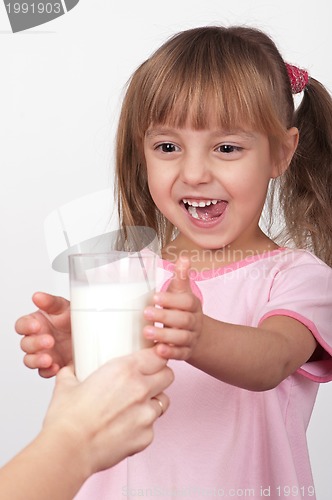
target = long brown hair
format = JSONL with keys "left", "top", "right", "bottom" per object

{"left": 115, "top": 26, "right": 332, "bottom": 265}
{"left": 269, "top": 78, "right": 332, "bottom": 265}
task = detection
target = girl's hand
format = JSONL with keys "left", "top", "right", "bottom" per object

{"left": 143, "top": 257, "right": 203, "bottom": 360}
{"left": 15, "top": 292, "right": 72, "bottom": 378}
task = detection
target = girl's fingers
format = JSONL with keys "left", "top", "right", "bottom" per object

{"left": 155, "top": 343, "right": 191, "bottom": 360}
{"left": 32, "top": 292, "right": 69, "bottom": 315}
{"left": 38, "top": 364, "right": 61, "bottom": 378}
{"left": 23, "top": 352, "right": 54, "bottom": 370}
{"left": 145, "top": 306, "right": 195, "bottom": 331}
{"left": 15, "top": 315, "right": 41, "bottom": 335}
{"left": 152, "top": 291, "right": 198, "bottom": 311}
{"left": 20, "top": 334, "right": 54, "bottom": 354}
{"left": 144, "top": 325, "right": 191, "bottom": 346}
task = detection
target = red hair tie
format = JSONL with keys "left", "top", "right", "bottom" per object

{"left": 286, "top": 63, "right": 309, "bottom": 94}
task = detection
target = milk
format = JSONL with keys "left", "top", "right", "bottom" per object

{"left": 70, "top": 281, "right": 154, "bottom": 381}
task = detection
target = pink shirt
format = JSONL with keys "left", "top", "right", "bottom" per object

{"left": 75, "top": 248, "right": 332, "bottom": 499}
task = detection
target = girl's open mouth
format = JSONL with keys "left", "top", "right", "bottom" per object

{"left": 181, "top": 199, "right": 228, "bottom": 222}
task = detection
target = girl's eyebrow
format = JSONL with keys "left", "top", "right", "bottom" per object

{"left": 210, "top": 129, "right": 257, "bottom": 141}
{"left": 145, "top": 128, "right": 179, "bottom": 139}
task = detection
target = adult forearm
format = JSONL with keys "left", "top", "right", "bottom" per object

{"left": 0, "top": 428, "right": 89, "bottom": 500}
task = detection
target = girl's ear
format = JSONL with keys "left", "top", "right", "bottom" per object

{"left": 271, "top": 127, "right": 299, "bottom": 178}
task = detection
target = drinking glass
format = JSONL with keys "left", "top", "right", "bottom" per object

{"left": 69, "top": 250, "right": 156, "bottom": 381}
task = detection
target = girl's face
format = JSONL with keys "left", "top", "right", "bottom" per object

{"left": 144, "top": 124, "right": 281, "bottom": 258}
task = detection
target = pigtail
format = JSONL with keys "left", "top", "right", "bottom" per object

{"left": 278, "top": 78, "right": 332, "bottom": 266}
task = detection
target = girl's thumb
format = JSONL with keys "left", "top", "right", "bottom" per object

{"left": 168, "top": 256, "right": 191, "bottom": 293}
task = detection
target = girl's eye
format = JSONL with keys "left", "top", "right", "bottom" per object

{"left": 156, "top": 143, "right": 180, "bottom": 153}
{"left": 216, "top": 145, "right": 242, "bottom": 154}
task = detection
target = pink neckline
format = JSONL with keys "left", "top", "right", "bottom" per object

{"left": 159, "top": 247, "right": 288, "bottom": 281}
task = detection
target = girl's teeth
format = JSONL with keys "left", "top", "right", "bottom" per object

{"left": 188, "top": 206, "right": 199, "bottom": 219}
{"left": 183, "top": 199, "right": 219, "bottom": 207}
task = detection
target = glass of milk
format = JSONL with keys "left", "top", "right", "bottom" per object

{"left": 69, "top": 250, "right": 156, "bottom": 381}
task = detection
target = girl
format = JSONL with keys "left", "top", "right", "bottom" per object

{"left": 17, "top": 26, "right": 332, "bottom": 498}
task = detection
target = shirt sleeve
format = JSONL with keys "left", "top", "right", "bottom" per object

{"left": 256, "top": 251, "right": 332, "bottom": 382}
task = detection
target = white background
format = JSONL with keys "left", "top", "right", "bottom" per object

{"left": 1, "top": 0, "right": 332, "bottom": 497}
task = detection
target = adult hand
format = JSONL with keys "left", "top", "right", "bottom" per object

{"left": 44, "top": 347, "right": 173, "bottom": 473}
{"left": 0, "top": 348, "right": 173, "bottom": 500}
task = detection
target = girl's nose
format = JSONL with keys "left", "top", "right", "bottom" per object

{"left": 179, "top": 156, "right": 211, "bottom": 185}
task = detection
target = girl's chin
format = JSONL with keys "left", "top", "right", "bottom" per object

{"left": 174, "top": 230, "right": 231, "bottom": 253}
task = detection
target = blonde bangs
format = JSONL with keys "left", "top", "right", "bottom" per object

{"left": 129, "top": 27, "right": 289, "bottom": 151}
